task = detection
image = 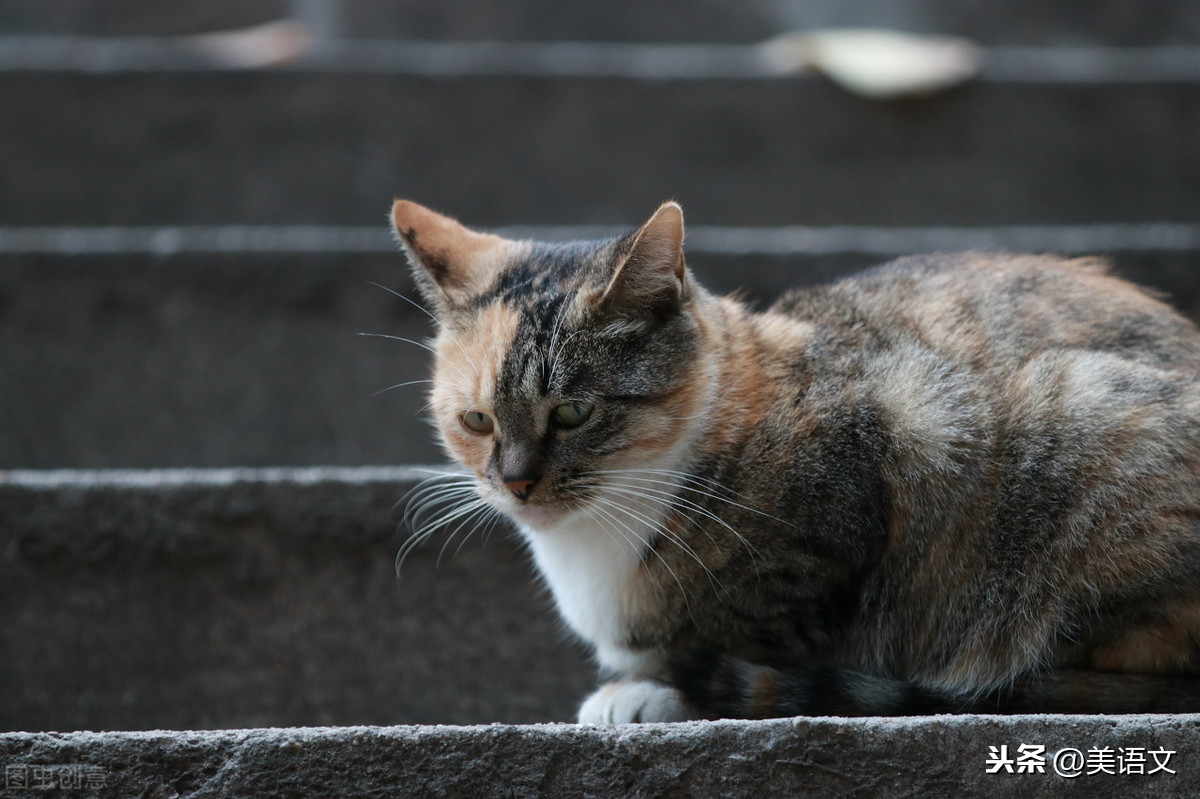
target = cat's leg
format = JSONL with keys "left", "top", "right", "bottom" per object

{"left": 577, "top": 680, "right": 696, "bottom": 724}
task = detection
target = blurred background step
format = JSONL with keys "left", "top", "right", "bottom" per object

{"left": 3, "top": 0, "right": 1200, "bottom": 45}
{"left": 2, "top": 65, "right": 1200, "bottom": 228}
{"left": 2, "top": 225, "right": 1198, "bottom": 469}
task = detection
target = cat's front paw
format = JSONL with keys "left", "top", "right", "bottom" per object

{"left": 577, "top": 680, "right": 694, "bottom": 724}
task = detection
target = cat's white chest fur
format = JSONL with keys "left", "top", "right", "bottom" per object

{"left": 518, "top": 500, "right": 663, "bottom": 678}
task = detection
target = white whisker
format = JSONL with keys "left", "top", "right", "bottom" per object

{"left": 457, "top": 506, "right": 506, "bottom": 557}
{"left": 366, "top": 280, "right": 438, "bottom": 324}
{"left": 357, "top": 332, "right": 436, "bottom": 353}
{"left": 375, "top": 281, "right": 480, "bottom": 385}
{"left": 544, "top": 302, "right": 574, "bottom": 387}
{"left": 394, "top": 468, "right": 499, "bottom": 576}
{"left": 548, "top": 328, "right": 585, "bottom": 387}
{"left": 438, "top": 501, "right": 495, "bottom": 566}
{"left": 593, "top": 467, "right": 787, "bottom": 536}
{"left": 372, "top": 379, "right": 435, "bottom": 397}
{"left": 404, "top": 493, "right": 478, "bottom": 532}
{"left": 394, "top": 471, "right": 471, "bottom": 510}
{"left": 398, "top": 496, "right": 491, "bottom": 573}
{"left": 582, "top": 494, "right": 700, "bottom": 618}
{"left": 600, "top": 481, "right": 741, "bottom": 539}
{"left": 594, "top": 491, "right": 719, "bottom": 579}
{"left": 585, "top": 469, "right": 764, "bottom": 574}
{"left": 593, "top": 467, "right": 762, "bottom": 507}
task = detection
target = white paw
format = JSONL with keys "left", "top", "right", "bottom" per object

{"left": 577, "top": 680, "right": 694, "bottom": 724}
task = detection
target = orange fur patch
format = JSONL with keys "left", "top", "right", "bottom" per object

{"left": 701, "top": 301, "right": 785, "bottom": 452}
{"left": 432, "top": 302, "right": 520, "bottom": 469}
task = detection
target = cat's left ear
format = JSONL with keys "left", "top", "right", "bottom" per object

{"left": 390, "top": 199, "right": 509, "bottom": 314}
{"left": 596, "top": 201, "right": 689, "bottom": 320}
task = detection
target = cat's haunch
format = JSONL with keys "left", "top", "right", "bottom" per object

{"left": 392, "top": 198, "right": 1200, "bottom": 721}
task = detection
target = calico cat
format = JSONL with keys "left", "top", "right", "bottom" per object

{"left": 391, "top": 198, "right": 1200, "bottom": 722}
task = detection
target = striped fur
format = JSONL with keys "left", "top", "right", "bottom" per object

{"left": 392, "top": 199, "right": 1200, "bottom": 720}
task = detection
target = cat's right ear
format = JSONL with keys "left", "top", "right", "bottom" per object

{"left": 594, "top": 201, "right": 689, "bottom": 322}
{"left": 390, "top": 199, "right": 508, "bottom": 315}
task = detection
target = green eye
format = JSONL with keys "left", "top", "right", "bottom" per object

{"left": 461, "top": 411, "right": 494, "bottom": 434}
{"left": 552, "top": 401, "right": 594, "bottom": 428}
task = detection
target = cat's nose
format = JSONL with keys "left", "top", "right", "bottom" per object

{"left": 504, "top": 476, "right": 539, "bottom": 501}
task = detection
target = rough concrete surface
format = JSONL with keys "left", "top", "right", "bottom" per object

{"left": 4, "top": 716, "right": 1200, "bottom": 798}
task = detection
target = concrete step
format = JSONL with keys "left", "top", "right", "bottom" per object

{"left": 2, "top": 46, "right": 1200, "bottom": 227}
{"left": 1, "top": 467, "right": 1199, "bottom": 797}
{"left": 2, "top": 224, "right": 1198, "bottom": 469}
{"left": 4, "top": 0, "right": 1199, "bottom": 45}
{"left": 3, "top": 717, "right": 1199, "bottom": 797}
{"left": 0, "top": 467, "right": 591, "bottom": 731}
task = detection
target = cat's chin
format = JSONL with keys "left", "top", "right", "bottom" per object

{"left": 509, "top": 503, "right": 573, "bottom": 531}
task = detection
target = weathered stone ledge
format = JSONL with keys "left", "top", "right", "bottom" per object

{"left": 4, "top": 715, "right": 1200, "bottom": 798}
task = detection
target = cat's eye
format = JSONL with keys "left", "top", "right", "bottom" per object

{"left": 552, "top": 401, "right": 594, "bottom": 429}
{"left": 461, "top": 411, "right": 494, "bottom": 434}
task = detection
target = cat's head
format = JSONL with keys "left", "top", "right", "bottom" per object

{"left": 391, "top": 199, "right": 712, "bottom": 531}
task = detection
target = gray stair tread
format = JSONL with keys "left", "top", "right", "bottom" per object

{"left": 2, "top": 716, "right": 1197, "bottom": 796}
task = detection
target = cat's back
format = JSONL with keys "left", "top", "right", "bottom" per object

{"left": 772, "top": 252, "right": 1200, "bottom": 373}
{"left": 757, "top": 253, "right": 1200, "bottom": 688}
{"left": 761, "top": 252, "right": 1200, "bottom": 571}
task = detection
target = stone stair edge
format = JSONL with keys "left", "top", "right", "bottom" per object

{"left": 0, "top": 465, "right": 448, "bottom": 552}
{"left": 3, "top": 715, "right": 1199, "bottom": 798}
{"left": 3, "top": 223, "right": 1200, "bottom": 257}
{"left": 4, "top": 711, "right": 1199, "bottom": 738}
{"left": 0, "top": 463, "right": 451, "bottom": 489}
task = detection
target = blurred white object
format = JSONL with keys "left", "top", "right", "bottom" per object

{"left": 761, "top": 29, "right": 983, "bottom": 99}
{"left": 183, "top": 19, "right": 311, "bottom": 67}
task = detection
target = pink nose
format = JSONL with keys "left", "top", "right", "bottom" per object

{"left": 504, "top": 478, "right": 537, "bottom": 500}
